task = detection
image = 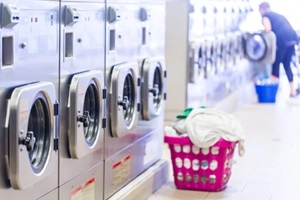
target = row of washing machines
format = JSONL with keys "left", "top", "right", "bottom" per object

{"left": 165, "top": 0, "right": 254, "bottom": 122}
{"left": 189, "top": 0, "right": 253, "bottom": 38}
{"left": 187, "top": 30, "right": 252, "bottom": 108}
{"left": 0, "top": 0, "right": 166, "bottom": 199}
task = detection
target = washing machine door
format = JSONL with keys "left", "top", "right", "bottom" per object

{"left": 244, "top": 33, "right": 267, "bottom": 62}
{"left": 68, "top": 70, "right": 105, "bottom": 159}
{"left": 141, "top": 57, "right": 166, "bottom": 120}
{"left": 5, "top": 82, "right": 57, "bottom": 190}
{"left": 110, "top": 62, "right": 139, "bottom": 138}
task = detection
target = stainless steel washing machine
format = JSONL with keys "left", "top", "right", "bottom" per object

{"left": 243, "top": 31, "right": 276, "bottom": 64}
{"left": 205, "top": 36, "right": 217, "bottom": 78}
{"left": 216, "top": 34, "right": 226, "bottom": 73}
{"left": 224, "top": 33, "right": 236, "bottom": 69}
{"left": 204, "top": 0, "right": 217, "bottom": 36}
{"left": 104, "top": 0, "right": 141, "bottom": 199}
{"left": 58, "top": 2, "right": 106, "bottom": 200}
{"left": 137, "top": 0, "right": 167, "bottom": 174}
{"left": 189, "top": 39, "right": 206, "bottom": 83}
{"left": 0, "top": 1, "right": 59, "bottom": 199}
{"left": 234, "top": 31, "right": 245, "bottom": 61}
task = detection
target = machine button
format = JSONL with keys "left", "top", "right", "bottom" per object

{"left": 108, "top": 7, "right": 120, "bottom": 23}
{"left": 65, "top": 6, "right": 80, "bottom": 26}
{"left": 140, "top": 7, "right": 151, "bottom": 21}
{"left": 1, "top": 3, "right": 20, "bottom": 28}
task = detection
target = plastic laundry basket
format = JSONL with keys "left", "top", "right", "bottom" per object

{"left": 255, "top": 83, "right": 279, "bottom": 103}
{"left": 164, "top": 135, "right": 237, "bottom": 192}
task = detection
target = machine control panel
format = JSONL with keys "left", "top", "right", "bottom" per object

{"left": 1, "top": 3, "right": 20, "bottom": 28}
{"left": 65, "top": 6, "right": 80, "bottom": 26}
{"left": 139, "top": 7, "right": 151, "bottom": 22}
{"left": 108, "top": 7, "right": 120, "bottom": 23}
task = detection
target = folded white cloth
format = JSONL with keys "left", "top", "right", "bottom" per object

{"left": 184, "top": 108, "right": 245, "bottom": 156}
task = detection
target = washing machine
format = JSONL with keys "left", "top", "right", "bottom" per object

{"left": 243, "top": 31, "right": 276, "bottom": 64}
{"left": 0, "top": 1, "right": 59, "bottom": 199}
{"left": 104, "top": 0, "right": 141, "bottom": 199}
{"left": 204, "top": 0, "right": 217, "bottom": 36}
{"left": 234, "top": 31, "right": 245, "bottom": 61}
{"left": 58, "top": 2, "right": 106, "bottom": 200}
{"left": 224, "top": 1, "right": 234, "bottom": 32}
{"left": 215, "top": 34, "right": 226, "bottom": 74}
{"left": 224, "top": 33, "right": 236, "bottom": 69}
{"left": 205, "top": 36, "right": 217, "bottom": 78}
{"left": 189, "top": 0, "right": 205, "bottom": 39}
{"left": 215, "top": 0, "right": 226, "bottom": 34}
{"left": 138, "top": 0, "right": 167, "bottom": 176}
{"left": 189, "top": 39, "right": 206, "bottom": 83}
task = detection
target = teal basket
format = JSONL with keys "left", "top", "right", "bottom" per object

{"left": 255, "top": 84, "right": 279, "bottom": 103}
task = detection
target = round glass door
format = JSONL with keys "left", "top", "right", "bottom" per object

{"left": 151, "top": 66, "right": 163, "bottom": 111}
{"left": 78, "top": 81, "right": 100, "bottom": 147}
{"left": 246, "top": 34, "right": 267, "bottom": 61}
{"left": 27, "top": 93, "right": 51, "bottom": 174}
{"left": 198, "top": 47, "right": 205, "bottom": 76}
{"left": 120, "top": 73, "right": 135, "bottom": 126}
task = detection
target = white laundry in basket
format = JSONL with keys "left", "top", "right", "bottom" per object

{"left": 184, "top": 108, "right": 245, "bottom": 156}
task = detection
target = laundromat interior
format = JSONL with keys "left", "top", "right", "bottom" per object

{"left": 1, "top": 0, "right": 300, "bottom": 199}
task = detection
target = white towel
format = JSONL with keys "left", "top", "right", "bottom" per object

{"left": 184, "top": 108, "right": 245, "bottom": 156}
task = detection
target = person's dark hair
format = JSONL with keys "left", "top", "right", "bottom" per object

{"left": 259, "top": 2, "right": 270, "bottom": 10}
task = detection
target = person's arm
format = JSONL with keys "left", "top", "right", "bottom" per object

{"left": 262, "top": 16, "right": 272, "bottom": 32}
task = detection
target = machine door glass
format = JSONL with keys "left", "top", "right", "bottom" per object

{"left": 6, "top": 82, "right": 56, "bottom": 190}
{"left": 28, "top": 93, "right": 51, "bottom": 174}
{"left": 141, "top": 58, "right": 165, "bottom": 120}
{"left": 110, "top": 63, "right": 138, "bottom": 138}
{"left": 245, "top": 33, "right": 267, "bottom": 61}
{"left": 198, "top": 44, "right": 206, "bottom": 77}
{"left": 68, "top": 71, "right": 105, "bottom": 159}
{"left": 122, "top": 73, "right": 135, "bottom": 125}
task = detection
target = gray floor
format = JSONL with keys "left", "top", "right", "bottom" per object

{"left": 148, "top": 78, "right": 300, "bottom": 200}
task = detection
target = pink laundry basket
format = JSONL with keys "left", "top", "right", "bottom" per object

{"left": 164, "top": 135, "right": 237, "bottom": 191}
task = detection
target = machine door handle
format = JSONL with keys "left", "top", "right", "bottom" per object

{"left": 19, "top": 131, "right": 36, "bottom": 152}
{"left": 118, "top": 96, "right": 129, "bottom": 110}
{"left": 77, "top": 111, "right": 91, "bottom": 128}
{"left": 149, "top": 84, "right": 159, "bottom": 97}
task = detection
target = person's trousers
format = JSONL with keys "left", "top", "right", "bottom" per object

{"left": 272, "top": 45, "right": 295, "bottom": 82}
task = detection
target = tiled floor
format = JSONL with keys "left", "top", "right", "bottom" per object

{"left": 148, "top": 79, "right": 300, "bottom": 200}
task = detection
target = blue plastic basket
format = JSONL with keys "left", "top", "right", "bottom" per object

{"left": 255, "top": 84, "right": 279, "bottom": 103}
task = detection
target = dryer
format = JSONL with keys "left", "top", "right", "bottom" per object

{"left": 138, "top": 0, "right": 167, "bottom": 176}
{"left": 104, "top": 0, "right": 141, "bottom": 199}
{"left": 205, "top": 36, "right": 217, "bottom": 78}
{"left": 58, "top": 2, "right": 106, "bottom": 200}
{"left": 224, "top": 33, "right": 236, "bottom": 69}
{"left": 243, "top": 31, "right": 276, "bottom": 65}
{"left": 189, "top": 39, "right": 206, "bottom": 83}
{"left": 216, "top": 34, "right": 227, "bottom": 74}
{"left": 0, "top": 1, "right": 59, "bottom": 199}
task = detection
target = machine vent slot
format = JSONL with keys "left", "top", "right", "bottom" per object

{"left": 164, "top": 70, "right": 167, "bottom": 78}
{"left": 65, "top": 32, "right": 73, "bottom": 58}
{"left": 109, "top": 29, "right": 116, "bottom": 51}
{"left": 164, "top": 93, "right": 167, "bottom": 100}
{"left": 2, "top": 36, "right": 14, "bottom": 66}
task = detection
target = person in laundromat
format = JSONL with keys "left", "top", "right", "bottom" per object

{"left": 259, "top": 1, "right": 299, "bottom": 97}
